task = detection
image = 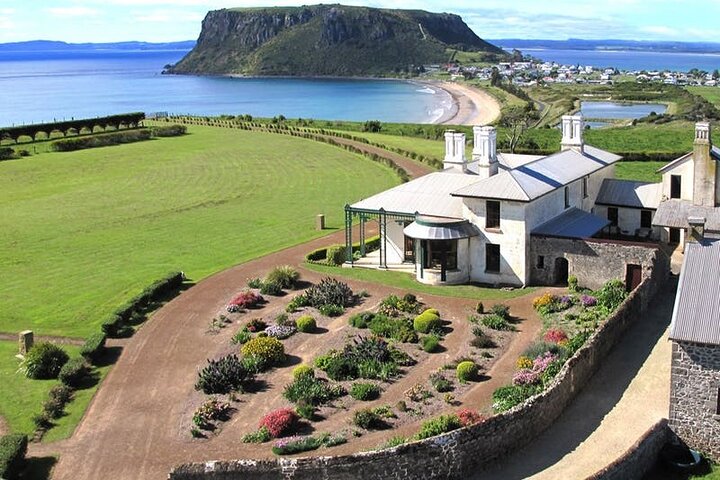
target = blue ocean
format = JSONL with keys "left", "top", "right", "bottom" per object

{"left": 0, "top": 50, "right": 452, "bottom": 127}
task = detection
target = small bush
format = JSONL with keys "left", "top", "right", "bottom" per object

{"left": 192, "top": 398, "right": 231, "bottom": 429}
{"left": 286, "top": 293, "right": 309, "bottom": 312}
{"left": 150, "top": 124, "right": 186, "bottom": 137}
{"left": 349, "top": 312, "right": 374, "bottom": 328}
{"left": 457, "top": 408, "right": 485, "bottom": 426}
{"left": 421, "top": 335, "right": 440, "bottom": 353}
{"left": 21, "top": 342, "right": 69, "bottom": 379}
{"left": 227, "top": 291, "right": 264, "bottom": 311}
{"left": 272, "top": 435, "right": 323, "bottom": 455}
{"left": 292, "top": 366, "right": 314, "bottom": 381}
{"left": 259, "top": 408, "right": 299, "bottom": 438}
{"left": 595, "top": 279, "right": 627, "bottom": 310}
{"left": 295, "top": 401, "right": 315, "bottom": 420}
{"left": 247, "top": 277, "right": 263, "bottom": 289}
{"left": 480, "top": 313, "right": 512, "bottom": 331}
{"left": 516, "top": 356, "right": 533, "bottom": 369}
{"left": 318, "top": 304, "right": 344, "bottom": 317}
{"left": 0, "top": 434, "right": 28, "bottom": 480}
{"left": 429, "top": 372, "right": 453, "bottom": 393}
{"left": 195, "top": 354, "right": 253, "bottom": 394}
{"left": 325, "top": 245, "right": 348, "bottom": 266}
{"left": 415, "top": 414, "right": 462, "bottom": 440}
{"left": 52, "top": 129, "right": 152, "bottom": 151}
{"left": 490, "top": 304, "right": 510, "bottom": 319}
{"left": 353, "top": 408, "right": 384, "bottom": 429}
{"left": 242, "top": 426, "right": 271, "bottom": 443}
{"left": 471, "top": 329, "right": 497, "bottom": 349}
{"left": 48, "top": 384, "right": 73, "bottom": 404}
{"left": 245, "top": 318, "right": 267, "bottom": 332}
{"left": 544, "top": 329, "right": 569, "bottom": 344}
{"left": 476, "top": 302, "right": 484, "bottom": 314}
{"left": 350, "top": 382, "right": 380, "bottom": 401}
{"left": 456, "top": 361, "right": 478, "bottom": 383}
{"left": 265, "top": 324, "right": 296, "bottom": 339}
{"left": 260, "top": 281, "right": 283, "bottom": 296}
{"left": 58, "top": 357, "right": 90, "bottom": 387}
{"left": 568, "top": 275, "right": 579, "bottom": 292}
{"left": 231, "top": 328, "right": 252, "bottom": 345}
{"left": 413, "top": 311, "right": 441, "bottom": 334}
{"left": 296, "top": 315, "right": 316, "bottom": 333}
{"left": 283, "top": 375, "right": 346, "bottom": 406}
{"left": 305, "top": 278, "right": 353, "bottom": 308}
{"left": 265, "top": 265, "right": 300, "bottom": 289}
{"left": 80, "top": 333, "right": 106, "bottom": 364}
{"left": 492, "top": 384, "right": 541, "bottom": 412}
{"left": 241, "top": 337, "right": 285, "bottom": 369}
{"left": 369, "top": 315, "right": 417, "bottom": 343}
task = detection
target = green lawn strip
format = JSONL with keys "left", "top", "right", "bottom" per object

{"left": 687, "top": 86, "right": 720, "bottom": 108}
{"left": 0, "top": 125, "right": 400, "bottom": 337}
{"left": 614, "top": 161, "right": 666, "bottom": 183}
{"left": 303, "top": 262, "right": 536, "bottom": 300}
{"left": 0, "top": 341, "right": 108, "bottom": 440}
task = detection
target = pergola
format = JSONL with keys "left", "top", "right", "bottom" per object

{"left": 343, "top": 204, "right": 415, "bottom": 267}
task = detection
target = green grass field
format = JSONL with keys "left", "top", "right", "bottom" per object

{"left": 0, "top": 125, "right": 400, "bottom": 338}
{"left": 615, "top": 161, "right": 666, "bottom": 183}
{"left": 687, "top": 86, "right": 720, "bottom": 108}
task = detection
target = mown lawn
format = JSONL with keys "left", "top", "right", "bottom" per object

{"left": 0, "top": 125, "right": 400, "bottom": 338}
{"left": 615, "top": 161, "right": 666, "bottom": 183}
{"left": 687, "top": 86, "right": 720, "bottom": 108}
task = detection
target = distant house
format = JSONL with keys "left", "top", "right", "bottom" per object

{"left": 668, "top": 227, "right": 720, "bottom": 461}
{"left": 344, "top": 115, "right": 666, "bottom": 289}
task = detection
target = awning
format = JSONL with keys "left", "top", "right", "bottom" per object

{"left": 403, "top": 216, "right": 480, "bottom": 240}
{"left": 531, "top": 208, "right": 609, "bottom": 239}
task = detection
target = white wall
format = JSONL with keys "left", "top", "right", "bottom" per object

{"left": 415, "top": 237, "right": 471, "bottom": 285}
{"left": 384, "top": 220, "right": 408, "bottom": 265}
{"left": 594, "top": 205, "right": 661, "bottom": 239}
{"left": 662, "top": 159, "right": 694, "bottom": 201}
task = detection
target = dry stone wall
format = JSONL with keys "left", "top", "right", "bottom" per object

{"left": 170, "top": 255, "right": 669, "bottom": 480}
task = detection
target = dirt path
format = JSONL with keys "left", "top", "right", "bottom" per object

{"left": 474, "top": 280, "right": 675, "bottom": 480}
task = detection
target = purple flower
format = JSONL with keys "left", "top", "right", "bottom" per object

{"left": 580, "top": 295, "right": 597, "bottom": 307}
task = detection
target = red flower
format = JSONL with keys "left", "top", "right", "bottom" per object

{"left": 457, "top": 408, "right": 485, "bottom": 427}
{"left": 259, "top": 408, "right": 298, "bottom": 438}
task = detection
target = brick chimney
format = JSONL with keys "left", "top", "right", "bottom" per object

{"left": 692, "top": 122, "right": 717, "bottom": 207}
{"left": 444, "top": 130, "right": 467, "bottom": 172}
{"left": 561, "top": 114, "right": 584, "bottom": 152}
{"left": 471, "top": 126, "right": 498, "bottom": 179}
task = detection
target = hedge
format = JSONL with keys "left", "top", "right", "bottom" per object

{"left": 150, "top": 124, "right": 187, "bottom": 137}
{"left": 0, "top": 434, "right": 27, "bottom": 480}
{"left": 52, "top": 129, "right": 152, "bottom": 152}
{"left": 0, "top": 147, "right": 15, "bottom": 161}
{"left": 80, "top": 332, "right": 106, "bottom": 364}
{"left": 102, "top": 271, "right": 185, "bottom": 337}
{"left": 305, "top": 236, "right": 380, "bottom": 264}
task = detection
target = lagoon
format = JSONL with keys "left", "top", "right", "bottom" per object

{"left": 580, "top": 101, "right": 667, "bottom": 120}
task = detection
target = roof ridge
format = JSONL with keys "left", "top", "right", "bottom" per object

{"left": 507, "top": 169, "right": 532, "bottom": 201}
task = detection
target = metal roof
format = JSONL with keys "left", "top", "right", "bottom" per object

{"left": 452, "top": 145, "right": 622, "bottom": 201}
{"left": 652, "top": 200, "right": 720, "bottom": 231}
{"left": 497, "top": 152, "right": 545, "bottom": 170}
{"left": 404, "top": 217, "right": 480, "bottom": 240}
{"left": 531, "top": 207, "right": 610, "bottom": 239}
{"left": 350, "top": 171, "right": 480, "bottom": 219}
{"left": 595, "top": 179, "right": 662, "bottom": 209}
{"left": 669, "top": 238, "right": 720, "bottom": 345}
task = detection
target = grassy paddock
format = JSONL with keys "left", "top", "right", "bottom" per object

{"left": 0, "top": 125, "right": 400, "bottom": 337}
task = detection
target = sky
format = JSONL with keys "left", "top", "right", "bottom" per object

{"left": 2, "top": 0, "right": 720, "bottom": 44}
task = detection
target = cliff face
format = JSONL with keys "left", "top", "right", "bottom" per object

{"left": 169, "top": 5, "right": 505, "bottom": 76}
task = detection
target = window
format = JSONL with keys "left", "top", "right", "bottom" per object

{"left": 536, "top": 255, "right": 545, "bottom": 269}
{"left": 608, "top": 207, "right": 619, "bottom": 227}
{"left": 564, "top": 186, "right": 570, "bottom": 208}
{"left": 486, "top": 200, "right": 500, "bottom": 229}
{"left": 486, "top": 243, "right": 500, "bottom": 273}
{"left": 640, "top": 210, "right": 653, "bottom": 229}
{"left": 582, "top": 177, "right": 588, "bottom": 198}
{"left": 423, "top": 239, "right": 457, "bottom": 271}
{"left": 671, "top": 175, "right": 682, "bottom": 199}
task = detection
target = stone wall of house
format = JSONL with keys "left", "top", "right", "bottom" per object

{"left": 528, "top": 237, "right": 669, "bottom": 293}
{"left": 169, "top": 266, "right": 667, "bottom": 480}
{"left": 669, "top": 340, "right": 720, "bottom": 461}
{"left": 587, "top": 419, "right": 670, "bottom": 480}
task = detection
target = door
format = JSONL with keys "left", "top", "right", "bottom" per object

{"left": 554, "top": 257, "right": 569, "bottom": 286}
{"left": 625, "top": 264, "right": 642, "bottom": 292}
{"left": 404, "top": 235, "right": 415, "bottom": 263}
{"left": 669, "top": 228, "right": 681, "bottom": 244}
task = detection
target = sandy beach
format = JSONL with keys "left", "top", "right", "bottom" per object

{"left": 427, "top": 81, "right": 501, "bottom": 126}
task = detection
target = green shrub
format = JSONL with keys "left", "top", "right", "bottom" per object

{"left": 265, "top": 265, "right": 300, "bottom": 289}
{"left": 369, "top": 315, "right": 417, "bottom": 343}
{"left": 429, "top": 372, "right": 453, "bottom": 392}
{"left": 318, "top": 304, "right": 344, "bottom": 317}
{"left": 415, "top": 414, "right": 462, "bottom": 440}
{"left": 283, "top": 375, "right": 346, "bottom": 406}
{"left": 0, "top": 147, "right": 16, "bottom": 161}
{"left": 523, "top": 341, "right": 566, "bottom": 360}
{"left": 0, "top": 434, "right": 28, "bottom": 480}
{"left": 481, "top": 313, "right": 512, "bottom": 331}
{"left": 295, "top": 315, "right": 316, "bottom": 333}
{"left": 247, "top": 277, "right": 263, "bottom": 289}
{"left": 58, "top": 357, "right": 90, "bottom": 387}
{"left": 476, "top": 302, "right": 484, "bottom": 314}
{"left": 595, "top": 279, "right": 628, "bottom": 310}
{"left": 241, "top": 336, "right": 285, "bottom": 369}
{"left": 325, "top": 245, "right": 348, "bottom": 266}
{"left": 242, "top": 426, "right": 271, "bottom": 443}
{"left": 492, "top": 384, "right": 541, "bottom": 412}
{"left": 231, "top": 328, "right": 252, "bottom": 345}
{"left": 271, "top": 435, "right": 324, "bottom": 455}
{"left": 565, "top": 331, "right": 592, "bottom": 356}
{"left": 568, "top": 275, "right": 579, "bottom": 292}
{"left": 349, "top": 312, "right": 374, "bottom": 328}
{"left": 295, "top": 401, "right": 315, "bottom": 420}
{"left": 456, "top": 361, "right": 478, "bottom": 383}
{"left": 413, "top": 311, "right": 441, "bottom": 334}
{"left": 350, "top": 382, "right": 381, "bottom": 401}
{"left": 424, "top": 308, "right": 440, "bottom": 316}
{"left": 52, "top": 129, "right": 152, "bottom": 151}
{"left": 286, "top": 293, "right": 309, "bottom": 312}
{"left": 149, "top": 124, "right": 186, "bottom": 137}
{"left": 378, "top": 436, "right": 408, "bottom": 450}
{"left": 305, "top": 278, "right": 354, "bottom": 308}
{"left": 260, "top": 281, "right": 283, "bottom": 296}
{"left": 21, "top": 342, "right": 69, "bottom": 379}
{"left": 421, "top": 335, "right": 440, "bottom": 353}
{"left": 80, "top": 332, "right": 106, "bottom": 364}
{"left": 471, "top": 330, "right": 497, "bottom": 349}
{"left": 292, "top": 365, "right": 314, "bottom": 379}
{"left": 195, "top": 354, "right": 253, "bottom": 394}
{"left": 318, "top": 352, "right": 358, "bottom": 380}
{"left": 353, "top": 408, "right": 385, "bottom": 429}
{"left": 490, "top": 304, "right": 510, "bottom": 319}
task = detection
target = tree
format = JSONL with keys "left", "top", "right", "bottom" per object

{"left": 500, "top": 102, "right": 539, "bottom": 153}
{"left": 713, "top": 69, "right": 719, "bottom": 80}
{"left": 490, "top": 67, "right": 501, "bottom": 87}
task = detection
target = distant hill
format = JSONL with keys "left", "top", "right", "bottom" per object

{"left": 169, "top": 4, "right": 505, "bottom": 76}
{"left": 489, "top": 38, "right": 720, "bottom": 54}
{"left": 0, "top": 40, "right": 196, "bottom": 52}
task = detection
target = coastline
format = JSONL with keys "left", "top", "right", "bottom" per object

{"left": 423, "top": 81, "right": 502, "bottom": 126}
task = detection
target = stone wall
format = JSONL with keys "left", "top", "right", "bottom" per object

{"left": 669, "top": 340, "right": 720, "bottom": 461}
{"left": 170, "top": 266, "right": 668, "bottom": 480}
{"left": 528, "top": 236, "right": 668, "bottom": 292}
{"left": 588, "top": 420, "right": 670, "bottom": 480}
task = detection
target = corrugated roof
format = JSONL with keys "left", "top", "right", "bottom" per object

{"left": 531, "top": 207, "right": 610, "bottom": 238}
{"left": 652, "top": 200, "right": 720, "bottom": 231}
{"left": 669, "top": 238, "right": 720, "bottom": 345}
{"left": 350, "top": 171, "right": 480, "bottom": 219}
{"left": 452, "top": 145, "right": 621, "bottom": 201}
{"left": 595, "top": 179, "right": 662, "bottom": 209}
{"left": 404, "top": 218, "right": 479, "bottom": 240}
{"left": 497, "top": 152, "right": 545, "bottom": 170}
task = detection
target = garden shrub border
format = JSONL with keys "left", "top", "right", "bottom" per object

{"left": 0, "top": 434, "right": 27, "bottom": 480}
{"left": 306, "top": 236, "right": 380, "bottom": 265}
{"left": 170, "top": 249, "right": 668, "bottom": 480}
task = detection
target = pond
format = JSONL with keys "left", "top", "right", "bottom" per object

{"left": 580, "top": 101, "right": 667, "bottom": 120}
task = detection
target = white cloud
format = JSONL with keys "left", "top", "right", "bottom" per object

{"left": 640, "top": 25, "right": 676, "bottom": 36}
{"left": 46, "top": 7, "right": 100, "bottom": 18}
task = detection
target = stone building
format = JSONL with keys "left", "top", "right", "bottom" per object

{"left": 668, "top": 227, "right": 720, "bottom": 461}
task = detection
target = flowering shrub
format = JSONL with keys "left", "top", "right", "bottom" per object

{"left": 457, "top": 408, "right": 485, "bottom": 426}
{"left": 227, "top": 291, "right": 264, "bottom": 312}
{"left": 265, "top": 324, "right": 297, "bottom": 339}
{"left": 259, "top": 408, "right": 298, "bottom": 438}
{"left": 544, "top": 329, "right": 569, "bottom": 344}
{"left": 580, "top": 294, "right": 597, "bottom": 307}
{"left": 192, "top": 398, "right": 231, "bottom": 429}
{"left": 245, "top": 318, "right": 267, "bottom": 332}
{"left": 532, "top": 293, "right": 555, "bottom": 310}
{"left": 241, "top": 336, "right": 285, "bottom": 369}
{"left": 404, "top": 383, "right": 432, "bottom": 402}
{"left": 533, "top": 351, "right": 559, "bottom": 372}
{"left": 512, "top": 352, "right": 559, "bottom": 386}
{"left": 558, "top": 295, "right": 573, "bottom": 309}
{"left": 515, "top": 356, "right": 533, "bottom": 369}
{"left": 272, "top": 435, "right": 323, "bottom": 455}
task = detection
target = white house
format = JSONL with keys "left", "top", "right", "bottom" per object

{"left": 344, "top": 114, "right": 625, "bottom": 286}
